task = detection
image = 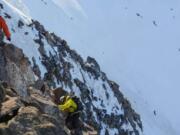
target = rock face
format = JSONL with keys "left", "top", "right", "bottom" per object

{"left": 0, "top": 82, "right": 68, "bottom": 135}
{"left": 0, "top": 45, "right": 35, "bottom": 97}
{"left": 0, "top": 81, "right": 98, "bottom": 135}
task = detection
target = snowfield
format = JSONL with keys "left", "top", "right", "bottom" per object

{"left": 2, "top": 0, "right": 180, "bottom": 134}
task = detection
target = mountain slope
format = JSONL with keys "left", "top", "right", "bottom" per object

{"left": 0, "top": 1, "right": 143, "bottom": 135}
{"left": 1, "top": 0, "right": 179, "bottom": 135}
{"left": 14, "top": 0, "right": 180, "bottom": 134}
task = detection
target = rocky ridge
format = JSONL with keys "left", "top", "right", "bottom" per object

{"left": 29, "top": 20, "right": 143, "bottom": 135}
{"left": 0, "top": 1, "right": 143, "bottom": 135}
{"left": 0, "top": 45, "right": 67, "bottom": 135}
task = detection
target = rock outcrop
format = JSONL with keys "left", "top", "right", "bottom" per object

{"left": 0, "top": 45, "right": 97, "bottom": 135}
{"left": 0, "top": 79, "right": 98, "bottom": 135}
{"left": 0, "top": 83, "right": 68, "bottom": 135}
{"left": 0, "top": 45, "right": 35, "bottom": 97}
{"left": 0, "top": 44, "right": 68, "bottom": 135}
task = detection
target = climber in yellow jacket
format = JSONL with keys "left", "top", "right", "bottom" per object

{"left": 58, "top": 95, "right": 83, "bottom": 131}
{"left": 58, "top": 95, "right": 77, "bottom": 113}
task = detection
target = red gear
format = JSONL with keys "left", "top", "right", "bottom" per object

{"left": 0, "top": 16, "right": 11, "bottom": 39}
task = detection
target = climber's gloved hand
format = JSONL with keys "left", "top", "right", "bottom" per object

{"left": 7, "top": 37, "right": 11, "bottom": 41}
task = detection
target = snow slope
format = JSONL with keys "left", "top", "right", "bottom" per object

{"left": 2, "top": 0, "right": 180, "bottom": 134}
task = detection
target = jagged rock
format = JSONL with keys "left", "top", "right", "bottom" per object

{"left": 84, "top": 57, "right": 101, "bottom": 79}
{"left": 69, "top": 50, "right": 84, "bottom": 66}
{"left": 34, "top": 39, "right": 44, "bottom": 47}
{"left": 33, "top": 80, "right": 50, "bottom": 95}
{"left": 58, "top": 44, "right": 68, "bottom": 57}
{"left": 0, "top": 44, "right": 35, "bottom": 97}
{"left": 108, "top": 80, "right": 143, "bottom": 131}
{"left": 6, "top": 106, "right": 68, "bottom": 135}
{"left": 40, "top": 83, "right": 51, "bottom": 96}
{"left": 108, "top": 80, "right": 124, "bottom": 103}
{"left": 0, "top": 97, "right": 22, "bottom": 123}
{"left": 32, "top": 20, "right": 46, "bottom": 34}
{"left": 1, "top": 82, "right": 8, "bottom": 89}
{"left": 5, "top": 88, "right": 17, "bottom": 98}
{"left": 61, "top": 62, "right": 73, "bottom": 88}
{"left": 32, "top": 57, "right": 41, "bottom": 78}
{"left": 25, "top": 87, "right": 64, "bottom": 120}
{"left": 81, "top": 124, "right": 98, "bottom": 135}
{"left": 3, "top": 83, "right": 18, "bottom": 98}
{"left": 0, "top": 82, "right": 70, "bottom": 135}
{"left": 101, "top": 72, "right": 108, "bottom": 81}
{"left": 74, "top": 79, "right": 101, "bottom": 132}
{"left": 45, "top": 32, "right": 57, "bottom": 46}
{"left": 122, "top": 99, "right": 142, "bottom": 131}
{"left": 74, "top": 79, "right": 90, "bottom": 100}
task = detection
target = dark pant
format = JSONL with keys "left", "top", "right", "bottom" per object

{"left": 65, "top": 112, "right": 81, "bottom": 130}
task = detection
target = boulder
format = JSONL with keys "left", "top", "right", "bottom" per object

{"left": 0, "top": 85, "right": 69, "bottom": 135}
{"left": 6, "top": 106, "right": 68, "bottom": 135}
{"left": 0, "top": 97, "right": 22, "bottom": 125}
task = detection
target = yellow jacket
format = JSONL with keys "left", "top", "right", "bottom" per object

{"left": 58, "top": 96, "right": 77, "bottom": 113}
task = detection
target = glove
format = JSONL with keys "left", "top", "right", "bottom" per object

{"left": 7, "top": 37, "right": 11, "bottom": 41}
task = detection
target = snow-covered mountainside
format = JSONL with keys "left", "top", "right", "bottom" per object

{"left": 0, "top": 1, "right": 143, "bottom": 135}
{"left": 1, "top": 0, "right": 179, "bottom": 135}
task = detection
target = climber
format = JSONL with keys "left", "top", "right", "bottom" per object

{"left": 0, "top": 16, "right": 11, "bottom": 45}
{"left": 58, "top": 95, "right": 78, "bottom": 113}
{"left": 58, "top": 94, "right": 83, "bottom": 130}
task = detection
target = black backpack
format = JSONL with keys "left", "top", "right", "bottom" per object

{"left": 71, "top": 96, "right": 83, "bottom": 111}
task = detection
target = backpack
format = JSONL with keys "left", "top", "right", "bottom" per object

{"left": 71, "top": 96, "right": 83, "bottom": 111}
